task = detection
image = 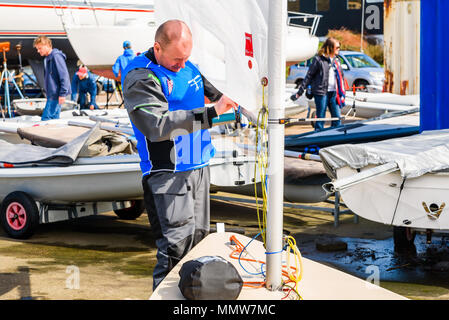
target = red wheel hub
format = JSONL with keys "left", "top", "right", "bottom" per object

{"left": 6, "top": 202, "right": 27, "bottom": 231}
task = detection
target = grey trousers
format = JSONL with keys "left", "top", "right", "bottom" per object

{"left": 142, "top": 166, "right": 210, "bottom": 290}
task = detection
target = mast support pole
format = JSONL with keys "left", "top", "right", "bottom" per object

{"left": 266, "top": 0, "right": 287, "bottom": 291}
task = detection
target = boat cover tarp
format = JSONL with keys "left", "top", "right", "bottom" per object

{"left": 79, "top": 126, "right": 135, "bottom": 157}
{"left": 319, "top": 129, "right": 449, "bottom": 179}
{"left": 284, "top": 157, "right": 326, "bottom": 181}
{"left": 17, "top": 124, "right": 134, "bottom": 157}
{"left": 18, "top": 125, "right": 90, "bottom": 147}
{"left": 0, "top": 123, "right": 100, "bottom": 166}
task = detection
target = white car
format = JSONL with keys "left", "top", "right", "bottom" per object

{"left": 287, "top": 50, "right": 385, "bottom": 92}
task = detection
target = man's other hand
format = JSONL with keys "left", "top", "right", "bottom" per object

{"left": 58, "top": 96, "right": 66, "bottom": 105}
{"left": 214, "top": 95, "right": 238, "bottom": 115}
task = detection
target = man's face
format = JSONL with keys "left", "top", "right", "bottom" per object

{"left": 154, "top": 39, "right": 192, "bottom": 73}
{"left": 35, "top": 43, "right": 52, "bottom": 57}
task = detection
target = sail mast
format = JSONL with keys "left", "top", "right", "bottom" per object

{"left": 265, "top": 0, "right": 286, "bottom": 291}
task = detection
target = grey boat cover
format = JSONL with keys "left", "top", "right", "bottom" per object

{"left": 17, "top": 124, "right": 134, "bottom": 157}
{"left": 319, "top": 129, "right": 449, "bottom": 179}
{"left": 284, "top": 156, "right": 326, "bottom": 181}
{"left": 17, "top": 125, "right": 90, "bottom": 147}
{"left": 0, "top": 123, "right": 100, "bottom": 166}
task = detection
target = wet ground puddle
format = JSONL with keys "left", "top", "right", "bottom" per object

{"left": 295, "top": 233, "right": 449, "bottom": 288}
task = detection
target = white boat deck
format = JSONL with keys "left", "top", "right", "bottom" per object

{"left": 150, "top": 231, "right": 406, "bottom": 300}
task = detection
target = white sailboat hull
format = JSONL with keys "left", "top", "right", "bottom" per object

{"left": 341, "top": 99, "right": 419, "bottom": 119}
{"left": 346, "top": 92, "right": 420, "bottom": 106}
{"left": 336, "top": 92, "right": 420, "bottom": 118}
{"left": 0, "top": 160, "right": 142, "bottom": 203}
{"left": 65, "top": 24, "right": 155, "bottom": 73}
{"left": 0, "top": 155, "right": 257, "bottom": 204}
{"left": 336, "top": 166, "right": 449, "bottom": 230}
{"left": 65, "top": 23, "right": 318, "bottom": 68}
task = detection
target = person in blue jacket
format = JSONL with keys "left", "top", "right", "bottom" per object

{"left": 112, "top": 40, "right": 135, "bottom": 79}
{"left": 71, "top": 66, "right": 99, "bottom": 110}
{"left": 33, "top": 35, "right": 71, "bottom": 120}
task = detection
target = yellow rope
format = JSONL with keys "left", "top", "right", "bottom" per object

{"left": 252, "top": 82, "right": 304, "bottom": 299}
{"left": 254, "top": 84, "right": 268, "bottom": 245}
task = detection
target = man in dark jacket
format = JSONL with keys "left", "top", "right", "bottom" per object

{"left": 33, "top": 35, "right": 71, "bottom": 120}
{"left": 71, "top": 66, "right": 99, "bottom": 110}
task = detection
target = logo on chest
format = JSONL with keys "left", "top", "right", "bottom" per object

{"left": 188, "top": 75, "right": 203, "bottom": 92}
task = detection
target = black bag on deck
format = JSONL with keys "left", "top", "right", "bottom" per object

{"left": 178, "top": 255, "right": 243, "bottom": 300}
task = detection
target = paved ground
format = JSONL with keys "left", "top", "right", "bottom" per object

{"left": 1, "top": 191, "right": 448, "bottom": 300}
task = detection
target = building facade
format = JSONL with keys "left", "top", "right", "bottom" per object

{"left": 288, "top": 0, "right": 384, "bottom": 38}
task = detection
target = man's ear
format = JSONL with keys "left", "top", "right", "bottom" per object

{"left": 154, "top": 42, "right": 161, "bottom": 53}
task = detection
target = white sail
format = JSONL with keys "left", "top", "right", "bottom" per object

{"left": 155, "top": 0, "right": 269, "bottom": 113}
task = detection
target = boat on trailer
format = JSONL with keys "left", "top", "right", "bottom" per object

{"left": 0, "top": 123, "right": 259, "bottom": 239}
{"left": 320, "top": 129, "right": 449, "bottom": 249}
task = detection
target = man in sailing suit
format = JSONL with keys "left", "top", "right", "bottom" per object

{"left": 122, "top": 20, "right": 237, "bottom": 290}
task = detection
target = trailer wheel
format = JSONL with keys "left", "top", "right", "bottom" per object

{"left": 114, "top": 200, "right": 145, "bottom": 220}
{"left": 0, "top": 191, "right": 39, "bottom": 239}
{"left": 393, "top": 226, "right": 416, "bottom": 252}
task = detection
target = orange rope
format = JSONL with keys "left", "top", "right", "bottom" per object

{"left": 228, "top": 235, "right": 300, "bottom": 296}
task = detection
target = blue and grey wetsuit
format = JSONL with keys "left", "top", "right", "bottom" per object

{"left": 122, "top": 48, "right": 222, "bottom": 289}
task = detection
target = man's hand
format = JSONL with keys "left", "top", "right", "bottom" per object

{"left": 214, "top": 95, "right": 238, "bottom": 115}
{"left": 58, "top": 96, "right": 66, "bottom": 105}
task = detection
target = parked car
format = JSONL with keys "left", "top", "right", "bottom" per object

{"left": 287, "top": 50, "right": 385, "bottom": 92}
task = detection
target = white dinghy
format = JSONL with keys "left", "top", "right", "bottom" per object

{"left": 302, "top": 91, "right": 420, "bottom": 119}
{"left": 12, "top": 98, "right": 79, "bottom": 116}
{"left": 321, "top": 130, "right": 449, "bottom": 242}
{"left": 0, "top": 121, "right": 258, "bottom": 239}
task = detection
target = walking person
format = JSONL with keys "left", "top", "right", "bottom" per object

{"left": 33, "top": 35, "right": 71, "bottom": 120}
{"left": 112, "top": 40, "right": 135, "bottom": 79}
{"left": 71, "top": 66, "right": 99, "bottom": 110}
{"left": 122, "top": 20, "right": 237, "bottom": 290}
{"left": 291, "top": 37, "right": 346, "bottom": 131}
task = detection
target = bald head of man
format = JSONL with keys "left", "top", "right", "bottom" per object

{"left": 153, "top": 20, "right": 193, "bottom": 72}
